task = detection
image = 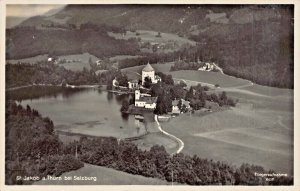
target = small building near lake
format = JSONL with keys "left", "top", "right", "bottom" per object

{"left": 128, "top": 79, "right": 139, "bottom": 89}
{"left": 198, "top": 62, "right": 214, "bottom": 71}
{"left": 172, "top": 99, "right": 191, "bottom": 114}
{"left": 135, "top": 89, "right": 157, "bottom": 109}
{"left": 112, "top": 78, "right": 119, "bottom": 87}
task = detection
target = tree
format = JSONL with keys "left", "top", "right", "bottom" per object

{"left": 165, "top": 75, "right": 174, "bottom": 85}
{"left": 179, "top": 80, "right": 187, "bottom": 88}
{"left": 156, "top": 32, "right": 162, "bottom": 38}
{"left": 170, "top": 85, "right": 185, "bottom": 100}
{"left": 227, "top": 98, "right": 236, "bottom": 107}
{"left": 88, "top": 57, "right": 93, "bottom": 65}
{"left": 185, "top": 87, "right": 194, "bottom": 101}
{"left": 116, "top": 72, "right": 128, "bottom": 87}
{"left": 120, "top": 100, "right": 129, "bottom": 113}
{"left": 178, "top": 99, "right": 182, "bottom": 111}
{"left": 144, "top": 76, "right": 152, "bottom": 88}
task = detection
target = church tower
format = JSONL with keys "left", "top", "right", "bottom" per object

{"left": 142, "top": 63, "right": 155, "bottom": 85}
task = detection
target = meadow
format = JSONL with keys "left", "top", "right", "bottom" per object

{"left": 167, "top": 70, "right": 252, "bottom": 88}
{"left": 6, "top": 52, "right": 99, "bottom": 72}
{"left": 108, "top": 30, "right": 196, "bottom": 46}
{"left": 121, "top": 62, "right": 293, "bottom": 175}
{"left": 34, "top": 163, "right": 173, "bottom": 185}
{"left": 122, "top": 62, "right": 252, "bottom": 88}
{"left": 6, "top": 54, "right": 48, "bottom": 64}
{"left": 159, "top": 85, "right": 294, "bottom": 175}
{"left": 57, "top": 53, "right": 99, "bottom": 71}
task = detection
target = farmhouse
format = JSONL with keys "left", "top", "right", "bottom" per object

{"left": 96, "top": 59, "right": 103, "bottom": 66}
{"left": 198, "top": 62, "right": 214, "bottom": 71}
{"left": 128, "top": 79, "right": 139, "bottom": 89}
{"left": 172, "top": 99, "right": 191, "bottom": 114}
{"left": 135, "top": 90, "right": 157, "bottom": 109}
{"left": 142, "top": 63, "right": 161, "bottom": 86}
{"left": 112, "top": 78, "right": 119, "bottom": 87}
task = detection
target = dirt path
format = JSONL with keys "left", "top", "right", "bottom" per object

{"left": 154, "top": 115, "right": 184, "bottom": 155}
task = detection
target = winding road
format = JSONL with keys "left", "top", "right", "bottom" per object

{"left": 154, "top": 115, "right": 184, "bottom": 155}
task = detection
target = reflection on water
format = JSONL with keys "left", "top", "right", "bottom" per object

{"left": 106, "top": 92, "right": 113, "bottom": 103}
{"left": 15, "top": 87, "right": 144, "bottom": 138}
{"left": 6, "top": 86, "right": 89, "bottom": 102}
{"left": 121, "top": 113, "right": 129, "bottom": 121}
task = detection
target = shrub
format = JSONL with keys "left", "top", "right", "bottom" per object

{"left": 54, "top": 155, "right": 84, "bottom": 176}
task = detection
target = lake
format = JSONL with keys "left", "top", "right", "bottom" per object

{"left": 13, "top": 87, "right": 146, "bottom": 140}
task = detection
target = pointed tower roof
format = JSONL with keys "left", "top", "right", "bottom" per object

{"left": 142, "top": 63, "right": 154, "bottom": 72}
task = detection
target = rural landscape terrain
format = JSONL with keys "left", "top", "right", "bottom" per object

{"left": 5, "top": 4, "right": 294, "bottom": 186}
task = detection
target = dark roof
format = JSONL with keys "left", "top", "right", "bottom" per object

{"left": 129, "top": 79, "right": 139, "bottom": 83}
{"left": 172, "top": 99, "right": 190, "bottom": 107}
{"left": 137, "top": 96, "right": 157, "bottom": 104}
{"left": 172, "top": 100, "right": 179, "bottom": 106}
{"left": 142, "top": 63, "right": 154, "bottom": 72}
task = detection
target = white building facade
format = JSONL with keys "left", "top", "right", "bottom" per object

{"left": 142, "top": 63, "right": 161, "bottom": 85}
{"left": 134, "top": 90, "right": 157, "bottom": 109}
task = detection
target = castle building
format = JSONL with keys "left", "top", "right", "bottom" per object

{"left": 142, "top": 63, "right": 161, "bottom": 86}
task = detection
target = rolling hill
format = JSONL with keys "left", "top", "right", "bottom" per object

{"left": 7, "top": 4, "right": 294, "bottom": 88}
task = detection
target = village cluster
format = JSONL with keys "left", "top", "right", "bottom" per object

{"left": 112, "top": 63, "right": 191, "bottom": 114}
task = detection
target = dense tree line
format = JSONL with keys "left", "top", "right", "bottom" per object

{"left": 64, "top": 136, "right": 293, "bottom": 185}
{"left": 6, "top": 86, "right": 86, "bottom": 102}
{"left": 5, "top": 101, "right": 83, "bottom": 185}
{"left": 185, "top": 85, "right": 236, "bottom": 108}
{"left": 5, "top": 62, "right": 128, "bottom": 89}
{"left": 6, "top": 26, "right": 139, "bottom": 60}
{"left": 90, "top": 5, "right": 292, "bottom": 88}
{"left": 170, "top": 60, "right": 203, "bottom": 71}
{"left": 170, "top": 60, "right": 219, "bottom": 72}
{"left": 150, "top": 74, "right": 236, "bottom": 114}
{"left": 186, "top": 9, "right": 293, "bottom": 89}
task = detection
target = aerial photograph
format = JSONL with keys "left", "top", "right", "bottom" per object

{"left": 5, "top": 4, "right": 294, "bottom": 186}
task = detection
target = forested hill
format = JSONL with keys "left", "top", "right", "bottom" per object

{"left": 19, "top": 5, "right": 292, "bottom": 35}
{"left": 6, "top": 25, "right": 139, "bottom": 59}
{"left": 10, "top": 5, "right": 294, "bottom": 88}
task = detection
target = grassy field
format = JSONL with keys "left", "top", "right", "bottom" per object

{"left": 108, "top": 30, "right": 196, "bottom": 53}
{"left": 122, "top": 63, "right": 252, "bottom": 88}
{"left": 133, "top": 132, "right": 178, "bottom": 154}
{"left": 58, "top": 53, "right": 99, "bottom": 71}
{"left": 55, "top": 118, "right": 147, "bottom": 140}
{"left": 6, "top": 54, "right": 48, "bottom": 64}
{"left": 121, "top": 63, "right": 174, "bottom": 75}
{"left": 6, "top": 52, "right": 99, "bottom": 72}
{"left": 34, "top": 163, "right": 173, "bottom": 185}
{"left": 166, "top": 70, "right": 252, "bottom": 88}
{"left": 131, "top": 112, "right": 178, "bottom": 154}
{"left": 109, "top": 30, "right": 196, "bottom": 46}
{"left": 241, "top": 84, "right": 294, "bottom": 97}
{"left": 160, "top": 85, "right": 294, "bottom": 175}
